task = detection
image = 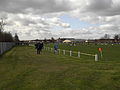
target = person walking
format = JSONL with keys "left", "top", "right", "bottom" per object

{"left": 54, "top": 43, "right": 58, "bottom": 54}
{"left": 40, "top": 42, "right": 44, "bottom": 52}
{"left": 35, "top": 42, "right": 43, "bottom": 54}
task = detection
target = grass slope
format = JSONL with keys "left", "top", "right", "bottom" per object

{"left": 0, "top": 46, "right": 120, "bottom": 90}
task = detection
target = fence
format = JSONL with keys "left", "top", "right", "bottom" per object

{"left": 0, "top": 42, "right": 15, "bottom": 55}
{"left": 44, "top": 47, "right": 98, "bottom": 61}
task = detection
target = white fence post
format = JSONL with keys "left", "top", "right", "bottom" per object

{"left": 95, "top": 54, "right": 98, "bottom": 61}
{"left": 51, "top": 48, "right": 53, "bottom": 52}
{"left": 44, "top": 46, "right": 99, "bottom": 62}
{"left": 59, "top": 49, "right": 60, "bottom": 54}
{"left": 70, "top": 51, "right": 72, "bottom": 56}
{"left": 78, "top": 51, "right": 80, "bottom": 58}
{"left": 63, "top": 50, "right": 65, "bottom": 55}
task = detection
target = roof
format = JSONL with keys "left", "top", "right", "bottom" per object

{"left": 63, "top": 40, "right": 72, "bottom": 43}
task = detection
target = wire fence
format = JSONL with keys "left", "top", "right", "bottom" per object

{"left": 44, "top": 47, "right": 98, "bottom": 61}
{"left": 0, "top": 42, "right": 15, "bottom": 55}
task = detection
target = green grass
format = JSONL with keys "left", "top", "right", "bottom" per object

{"left": 0, "top": 46, "right": 120, "bottom": 90}
{"left": 46, "top": 43, "right": 120, "bottom": 61}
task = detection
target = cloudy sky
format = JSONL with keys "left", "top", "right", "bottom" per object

{"left": 0, "top": 0, "right": 120, "bottom": 40}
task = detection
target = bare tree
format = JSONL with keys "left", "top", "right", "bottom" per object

{"left": 0, "top": 18, "right": 14, "bottom": 42}
{"left": 0, "top": 18, "right": 6, "bottom": 32}
{"left": 114, "top": 34, "right": 120, "bottom": 40}
{"left": 51, "top": 37, "right": 55, "bottom": 43}
{"left": 101, "top": 34, "right": 111, "bottom": 39}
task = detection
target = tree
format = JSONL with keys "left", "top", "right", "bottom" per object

{"left": 0, "top": 18, "right": 14, "bottom": 42}
{"left": 0, "top": 18, "right": 6, "bottom": 32}
{"left": 114, "top": 34, "right": 120, "bottom": 43}
{"left": 114, "top": 34, "right": 120, "bottom": 40}
{"left": 44, "top": 38, "right": 47, "bottom": 43}
{"left": 51, "top": 37, "right": 55, "bottom": 43}
{"left": 101, "top": 34, "right": 111, "bottom": 39}
{"left": 0, "top": 31, "right": 14, "bottom": 42}
{"left": 4, "top": 32, "right": 14, "bottom": 42}
{"left": 14, "top": 33, "right": 19, "bottom": 42}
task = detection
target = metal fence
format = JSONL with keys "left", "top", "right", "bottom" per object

{"left": 0, "top": 42, "right": 15, "bottom": 55}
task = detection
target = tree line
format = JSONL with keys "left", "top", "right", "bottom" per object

{"left": 101, "top": 34, "right": 120, "bottom": 40}
{"left": 0, "top": 18, "right": 19, "bottom": 42}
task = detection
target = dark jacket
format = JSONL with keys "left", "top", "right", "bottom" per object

{"left": 35, "top": 43, "right": 43, "bottom": 50}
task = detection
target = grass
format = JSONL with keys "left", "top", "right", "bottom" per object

{"left": 46, "top": 43, "right": 120, "bottom": 61}
{"left": 0, "top": 46, "right": 120, "bottom": 90}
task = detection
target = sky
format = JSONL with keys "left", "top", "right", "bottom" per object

{"left": 0, "top": 0, "right": 120, "bottom": 40}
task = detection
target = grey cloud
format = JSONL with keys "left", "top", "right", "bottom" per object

{"left": 0, "top": 12, "right": 8, "bottom": 19}
{"left": 83, "top": 0, "right": 120, "bottom": 16}
{"left": 86, "top": 0, "right": 113, "bottom": 12}
{"left": 1, "top": 0, "right": 120, "bottom": 40}
{"left": 0, "top": 0, "right": 73, "bottom": 14}
{"left": 2, "top": 12, "right": 71, "bottom": 40}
